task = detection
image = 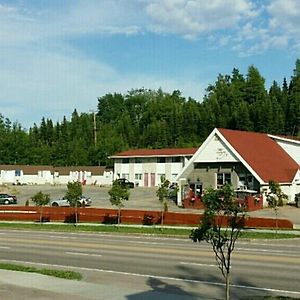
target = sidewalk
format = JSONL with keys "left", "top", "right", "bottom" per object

{"left": 0, "top": 270, "right": 205, "bottom": 300}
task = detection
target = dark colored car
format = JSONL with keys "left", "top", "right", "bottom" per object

{"left": 295, "top": 192, "right": 300, "bottom": 208}
{"left": 116, "top": 178, "right": 135, "bottom": 189}
{"left": 0, "top": 193, "right": 17, "bottom": 205}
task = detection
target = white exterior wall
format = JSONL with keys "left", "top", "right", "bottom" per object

{"left": 113, "top": 156, "right": 191, "bottom": 187}
{"left": 0, "top": 170, "right": 16, "bottom": 184}
{"left": 0, "top": 168, "right": 113, "bottom": 186}
{"left": 275, "top": 140, "right": 300, "bottom": 164}
{"left": 194, "top": 134, "right": 238, "bottom": 163}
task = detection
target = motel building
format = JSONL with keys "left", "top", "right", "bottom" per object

{"left": 110, "top": 148, "right": 197, "bottom": 187}
{"left": 111, "top": 128, "right": 300, "bottom": 211}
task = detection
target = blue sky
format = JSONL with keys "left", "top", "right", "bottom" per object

{"left": 0, "top": 0, "right": 299, "bottom": 129}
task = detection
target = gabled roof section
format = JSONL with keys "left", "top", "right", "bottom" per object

{"left": 218, "top": 128, "right": 299, "bottom": 183}
{"left": 110, "top": 148, "right": 198, "bottom": 158}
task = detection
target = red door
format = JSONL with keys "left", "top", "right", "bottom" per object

{"left": 151, "top": 173, "right": 155, "bottom": 187}
{"left": 144, "top": 173, "right": 148, "bottom": 187}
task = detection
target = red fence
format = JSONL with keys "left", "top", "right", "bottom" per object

{"left": 0, "top": 206, "right": 294, "bottom": 229}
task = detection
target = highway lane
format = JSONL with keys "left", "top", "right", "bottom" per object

{"left": 0, "top": 230, "right": 300, "bottom": 299}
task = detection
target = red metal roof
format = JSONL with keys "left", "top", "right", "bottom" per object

{"left": 111, "top": 148, "right": 198, "bottom": 158}
{"left": 218, "top": 128, "right": 299, "bottom": 183}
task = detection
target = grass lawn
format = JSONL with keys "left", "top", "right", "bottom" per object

{"left": 0, "top": 262, "right": 82, "bottom": 280}
{"left": 0, "top": 222, "right": 299, "bottom": 239}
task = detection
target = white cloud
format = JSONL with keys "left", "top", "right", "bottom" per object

{"left": 145, "top": 0, "right": 257, "bottom": 39}
{"left": 267, "top": 0, "right": 300, "bottom": 41}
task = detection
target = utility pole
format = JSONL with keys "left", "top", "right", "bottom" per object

{"left": 90, "top": 110, "right": 97, "bottom": 148}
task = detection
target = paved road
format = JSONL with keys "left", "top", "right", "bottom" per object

{"left": 0, "top": 230, "right": 300, "bottom": 299}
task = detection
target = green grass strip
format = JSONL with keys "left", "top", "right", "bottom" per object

{"left": 0, "top": 262, "right": 82, "bottom": 280}
{"left": 0, "top": 222, "right": 299, "bottom": 239}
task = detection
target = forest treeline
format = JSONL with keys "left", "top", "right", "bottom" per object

{"left": 0, "top": 60, "right": 299, "bottom": 167}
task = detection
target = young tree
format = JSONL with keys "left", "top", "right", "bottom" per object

{"left": 31, "top": 191, "right": 50, "bottom": 223}
{"left": 266, "top": 180, "right": 288, "bottom": 234}
{"left": 108, "top": 180, "right": 130, "bottom": 225}
{"left": 190, "top": 184, "right": 246, "bottom": 300}
{"left": 156, "top": 178, "right": 170, "bottom": 227}
{"left": 64, "top": 181, "right": 83, "bottom": 224}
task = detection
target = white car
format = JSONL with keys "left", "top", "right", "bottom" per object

{"left": 50, "top": 196, "right": 92, "bottom": 207}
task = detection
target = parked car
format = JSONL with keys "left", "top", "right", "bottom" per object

{"left": 295, "top": 192, "right": 300, "bottom": 208}
{"left": 167, "top": 182, "right": 178, "bottom": 199}
{"left": 115, "top": 178, "right": 135, "bottom": 189}
{"left": 50, "top": 196, "right": 92, "bottom": 207}
{"left": 0, "top": 193, "right": 17, "bottom": 205}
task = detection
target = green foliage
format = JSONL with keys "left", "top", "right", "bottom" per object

{"left": 108, "top": 180, "right": 130, "bottom": 224}
{"left": 0, "top": 60, "right": 300, "bottom": 166}
{"left": 31, "top": 191, "right": 50, "bottom": 223}
{"left": 156, "top": 178, "right": 170, "bottom": 226}
{"left": 108, "top": 180, "right": 130, "bottom": 208}
{"left": 31, "top": 191, "right": 50, "bottom": 207}
{"left": 0, "top": 263, "right": 82, "bottom": 280}
{"left": 65, "top": 181, "right": 82, "bottom": 207}
{"left": 267, "top": 180, "right": 288, "bottom": 208}
{"left": 190, "top": 184, "right": 246, "bottom": 300}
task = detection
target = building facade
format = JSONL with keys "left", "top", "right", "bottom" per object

{"left": 0, "top": 165, "right": 113, "bottom": 186}
{"left": 110, "top": 148, "right": 197, "bottom": 187}
{"left": 176, "top": 128, "right": 300, "bottom": 207}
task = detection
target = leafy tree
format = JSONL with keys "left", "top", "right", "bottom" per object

{"left": 190, "top": 184, "right": 246, "bottom": 300}
{"left": 266, "top": 180, "right": 288, "bottom": 233}
{"left": 31, "top": 191, "right": 50, "bottom": 223}
{"left": 108, "top": 180, "right": 130, "bottom": 225}
{"left": 156, "top": 178, "right": 170, "bottom": 227}
{"left": 65, "top": 181, "right": 83, "bottom": 224}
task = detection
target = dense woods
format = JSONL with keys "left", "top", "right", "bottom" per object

{"left": 0, "top": 60, "right": 299, "bottom": 167}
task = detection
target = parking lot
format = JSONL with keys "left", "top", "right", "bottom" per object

{"left": 0, "top": 184, "right": 185, "bottom": 212}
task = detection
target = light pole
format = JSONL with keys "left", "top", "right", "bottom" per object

{"left": 90, "top": 110, "right": 97, "bottom": 149}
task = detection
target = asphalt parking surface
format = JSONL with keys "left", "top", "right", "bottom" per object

{"left": 0, "top": 184, "right": 185, "bottom": 212}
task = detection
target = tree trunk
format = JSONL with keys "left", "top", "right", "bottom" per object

{"left": 225, "top": 272, "right": 230, "bottom": 300}
{"left": 75, "top": 203, "right": 78, "bottom": 224}
{"left": 118, "top": 207, "right": 121, "bottom": 226}
{"left": 39, "top": 206, "right": 43, "bottom": 224}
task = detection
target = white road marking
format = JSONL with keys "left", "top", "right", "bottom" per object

{"left": 0, "top": 246, "right": 10, "bottom": 249}
{"left": 1, "top": 258, "right": 300, "bottom": 296}
{"left": 180, "top": 262, "right": 216, "bottom": 267}
{"left": 65, "top": 252, "right": 102, "bottom": 257}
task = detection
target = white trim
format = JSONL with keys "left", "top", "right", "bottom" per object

{"left": 268, "top": 134, "right": 300, "bottom": 145}
{"left": 110, "top": 154, "right": 195, "bottom": 159}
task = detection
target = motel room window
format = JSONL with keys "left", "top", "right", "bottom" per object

{"left": 157, "top": 173, "right": 166, "bottom": 182}
{"left": 15, "top": 170, "right": 21, "bottom": 177}
{"left": 135, "top": 173, "right": 142, "bottom": 180}
{"left": 135, "top": 158, "right": 142, "bottom": 163}
{"left": 171, "top": 156, "right": 181, "bottom": 163}
{"left": 122, "top": 158, "right": 129, "bottom": 164}
{"left": 121, "top": 173, "right": 129, "bottom": 179}
{"left": 157, "top": 157, "right": 166, "bottom": 163}
{"left": 217, "top": 173, "right": 231, "bottom": 188}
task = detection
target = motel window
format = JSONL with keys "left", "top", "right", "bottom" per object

{"left": 171, "top": 156, "right": 181, "bottom": 163}
{"left": 217, "top": 173, "right": 231, "bottom": 188}
{"left": 135, "top": 173, "right": 142, "bottom": 180}
{"left": 15, "top": 170, "right": 21, "bottom": 177}
{"left": 157, "top": 173, "right": 166, "bottom": 182}
{"left": 121, "top": 173, "right": 129, "bottom": 179}
{"left": 135, "top": 158, "right": 142, "bottom": 163}
{"left": 122, "top": 158, "right": 129, "bottom": 164}
{"left": 157, "top": 157, "right": 166, "bottom": 163}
